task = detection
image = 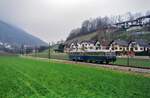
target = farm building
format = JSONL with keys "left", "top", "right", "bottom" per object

{"left": 52, "top": 44, "right": 65, "bottom": 53}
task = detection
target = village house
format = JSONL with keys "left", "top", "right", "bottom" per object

{"left": 95, "top": 41, "right": 102, "bottom": 50}
{"left": 68, "top": 40, "right": 103, "bottom": 52}
{"left": 80, "top": 41, "right": 94, "bottom": 51}
{"left": 100, "top": 40, "right": 111, "bottom": 51}
{"left": 109, "top": 40, "right": 128, "bottom": 52}
{"left": 52, "top": 44, "right": 65, "bottom": 53}
{"left": 64, "top": 44, "right": 70, "bottom": 53}
{"left": 65, "top": 39, "right": 150, "bottom": 53}
{"left": 69, "top": 42, "right": 78, "bottom": 51}
{"left": 128, "top": 40, "right": 150, "bottom": 52}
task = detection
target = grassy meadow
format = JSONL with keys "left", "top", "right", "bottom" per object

{"left": 0, "top": 56, "right": 150, "bottom": 98}
{"left": 29, "top": 49, "right": 69, "bottom": 60}
{"left": 114, "top": 57, "right": 150, "bottom": 68}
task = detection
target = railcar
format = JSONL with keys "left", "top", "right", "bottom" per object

{"left": 69, "top": 51, "right": 116, "bottom": 64}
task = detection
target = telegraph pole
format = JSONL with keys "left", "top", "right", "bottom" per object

{"left": 34, "top": 46, "right": 37, "bottom": 58}
{"left": 127, "top": 54, "right": 130, "bottom": 66}
{"left": 48, "top": 42, "right": 51, "bottom": 60}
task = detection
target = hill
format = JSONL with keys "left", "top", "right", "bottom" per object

{"left": 66, "top": 26, "right": 150, "bottom": 45}
{"left": 66, "top": 12, "right": 150, "bottom": 44}
{"left": 65, "top": 32, "right": 97, "bottom": 44}
{"left": 0, "top": 20, "right": 47, "bottom": 47}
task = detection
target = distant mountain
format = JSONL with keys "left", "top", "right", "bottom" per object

{"left": 0, "top": 20, "right": 47, "bottom": 47}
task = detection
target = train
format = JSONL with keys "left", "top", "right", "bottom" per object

{"left": 68, "top": 51, "right": 116, "bottom": 64}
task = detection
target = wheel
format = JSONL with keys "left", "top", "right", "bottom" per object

{"left": 96, "top": 61, "right": 100, "bottom": 64}
{"left": 100, "top": 61, "right": 103, "bottom": 64}
{"left": 89, "top": 60, "right": 93, "bottom": 63}
{"left": 106, "top": 61, "right": 109, "bottom": 64}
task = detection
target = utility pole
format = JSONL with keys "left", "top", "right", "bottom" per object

{"left": 127, "top": 54, "right": 130, "bottom": 66}
{"left": 48, "top": 42, "right": 51, "bottom": 60}
{"left": 24, "top": 45, "right": 26, "bottom": 56}
{"left": 34, "top": 46, "right": 37, "bottom": 58}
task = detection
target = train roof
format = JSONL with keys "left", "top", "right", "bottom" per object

{"left": 69, "top": 50, "right": 115, "bottom": 53}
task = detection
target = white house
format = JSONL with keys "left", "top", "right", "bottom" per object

{"left": 69, "top": 40, "right": 103, "bottom": 52}
{"left": 129, "top": 40, "right": 150, "bottom": 52}
{"left": 67, "top": 39, "right": 150, "bottom": 53}
{"left": 109, "top": 40, "right": 128, "bottom": 52}
{"left": 69, "top": 42, "right": 78, "bottom": 51}
{"left": 95, "top": 41, "right": 102, "bottom": 50}
{"left": 80, "top": 41, "right": 94, "bottom": 51}
{"left": 79, "top": 40, "right": 104, "bottom": 51}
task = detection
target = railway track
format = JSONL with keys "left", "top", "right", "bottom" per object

{"left": 102, "top": 63, "right": 150, "bottom": 74}
{"left": 108, "top": 63, "right": 150, "bottom": 69}
{"left": 53, "top": 60, "right": 150, "bottom": 74}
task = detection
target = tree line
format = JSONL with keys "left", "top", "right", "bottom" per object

{"left": 66, "top": 11, "right": 150, "bottom": 41}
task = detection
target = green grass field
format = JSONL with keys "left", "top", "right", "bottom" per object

{"left": 114, "top": 57, "right": 150, "bottom": 68}
{"left": 0, "top": 56, "right": 150, "bottom": 98}
{"left": 29, "top": 50, "right": 69, "bottom": 60}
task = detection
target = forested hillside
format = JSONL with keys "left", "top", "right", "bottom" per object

{"left": 66, "top": 11, "right": 150, "bottom": 43}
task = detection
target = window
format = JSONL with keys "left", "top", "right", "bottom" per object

{"left": 140, "top": 48, "right": 143, "bottom": 50}
{"left": 90, "top": 47, "right": 93, "bottom": 49}
{"left": 127, "top": 48, "right": 129, "bottom": 50}
{"left": 97, "top": 44, "right": 100, "bottom": 46}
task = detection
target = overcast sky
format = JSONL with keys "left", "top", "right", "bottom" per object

{"left": 0, "top": 0, "right": 150, "bottom": 43}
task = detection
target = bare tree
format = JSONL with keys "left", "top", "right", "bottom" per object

{"left": 146, "top": 10, "right": 150, "bottom": 15}
{"left": 125, "top": 12, "right": 135, "bottom": 21}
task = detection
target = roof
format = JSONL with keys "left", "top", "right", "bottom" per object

{"left": 131, "top": 39, "right": 150, "bottom": 47}
{"left": 69, "top": 40, "right": 79, "bottom": 46}
{"left": 80, "top": 40, "right": 99, "bottom": 45}
{"left": 52, "top": 44, "right": 64, "bottom": 50}
{"left": 111, "top": 40, "right": 128, "bottom": 46}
